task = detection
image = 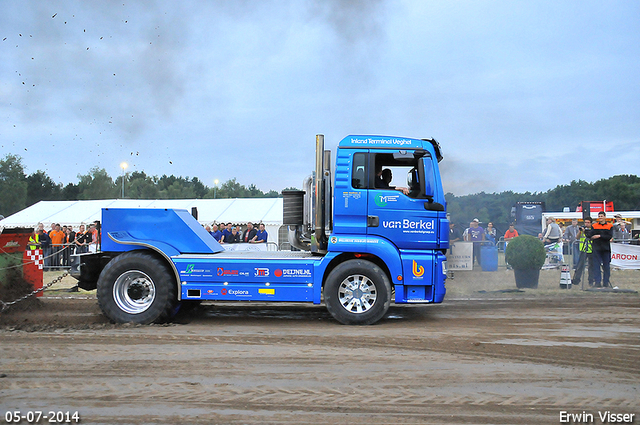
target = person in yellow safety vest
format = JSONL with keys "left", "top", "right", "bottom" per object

{"left": 572, "top": 217, "right": 594, "bottom": 286}
{"left": 28, "top": 228, "right": 41, "bottom": 250}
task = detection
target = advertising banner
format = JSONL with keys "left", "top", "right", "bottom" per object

{"left": 447, "top": 242, "right": 473, "bottom": 270}
{"left": 223, "top": 243, "right": 268, "bottom": 252}
{"left": 611, "top": 243, "right": 640, "bottom": 270}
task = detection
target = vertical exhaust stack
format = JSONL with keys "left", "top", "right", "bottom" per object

{"left": 312, "top": 134, "right": 328, "bottom": 254}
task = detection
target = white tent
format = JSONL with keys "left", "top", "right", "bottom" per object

{"left": 0, "top": 198, "right": 284, "bottom": 246}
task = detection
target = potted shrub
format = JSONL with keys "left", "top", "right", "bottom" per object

{"left": 505, "top": 235, "right": 546, "bottom": 289}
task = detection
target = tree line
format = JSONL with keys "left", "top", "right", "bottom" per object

{"left": 0, "top": 154, "right": 282, "bottom": 217}
{"left": 1, "top": 154, "right": 639, "bottom": 225}
{"left": 445, "top": 174, "right": 640, "bottom": 231}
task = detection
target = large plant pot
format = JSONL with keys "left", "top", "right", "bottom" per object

{"left": 514, "top": 268, "right": 540, "bottom": 289}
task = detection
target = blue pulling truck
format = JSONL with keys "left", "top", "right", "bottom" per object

{"left": 71, "top": 134, "right": 449, "bottom": 325}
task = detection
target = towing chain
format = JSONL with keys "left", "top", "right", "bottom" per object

{"left": 0, "top": 271, "right": 70, "bottom": 314}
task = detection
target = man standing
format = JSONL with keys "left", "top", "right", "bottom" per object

{"left": 211, "top": 224, "right": 222, "bottom": 242}
{"left": 74, "top": 224, "right": 87, "bottom": 253}
{"left": 572, "top": 218, "right": 594, "bottom": 287}
{"left": 252, "top": 223, "right": 268, "bottom": 244}
{"left": 563, "top": 219, "right": 580, "bottom": 255}
{"left": 226, "top": 226, "right": 240, "bottom": 244}
{"left": 503, "top": 223, "right": 519, "bottom": 241}
{"left": 87, "top": 222, "right": 98, "bottom": 253}
{"left": 243, "top": 222, "right": 257, "bottom": 243}
{"left": 221, "top": 223, "right": 233, "bottom": 243}
{"left": 49, "top": 223, "right": 66, "bottom": 268}
{"left": 612, "top": 214, "right": 624, "bottom": 233}
{"left": 449, "top": 222, "right": 461, "bottom": 243}
{"left": 464, "top": 218, "right": 485, "bottom": 266}
{"left": 589, "top": 212, "right": 613, "bottom": 288}
{"left": 542, "top": 217, "right": 563, "bottom": 245}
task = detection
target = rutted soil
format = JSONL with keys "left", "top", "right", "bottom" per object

{"left": 1, "top": 288, "right": 639, "bottom": 424}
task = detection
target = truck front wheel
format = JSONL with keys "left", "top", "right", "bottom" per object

{"left": 324, "top": 259, "right": 391, "bottom": 325}
{"left": 97, "top": 251, "right": 177, "bottom": 324}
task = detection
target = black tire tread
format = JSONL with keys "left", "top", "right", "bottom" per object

{"left": 324, "top": 259, "right": 391, "bottom": 325}
{"left": 97, "top": 250, "right": 177, "bottom": 324}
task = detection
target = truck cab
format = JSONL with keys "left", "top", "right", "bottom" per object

{"left": 72, "top": 134, "right": 449, "bottom": 326}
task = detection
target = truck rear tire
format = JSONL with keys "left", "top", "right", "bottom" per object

{"left": 324, "top": 259, "right": 391, "bottom": 325}
{"left": 97, "top": 251, "right": 177, "bottom": 324}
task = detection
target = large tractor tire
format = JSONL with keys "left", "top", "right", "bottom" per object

{"left": 97, "top": 251, "right": 177, "bottom": 324}
{"left": 323, "top": 259, "right": 391, "bottom": 325}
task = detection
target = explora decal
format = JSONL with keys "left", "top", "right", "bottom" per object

{"left": 219, "top": 288, "right": 251, "bottom": 296}
{"left": 412, "top": 260, "right": 425, "bottom": 278}
{"left": 375, "top": 194, "right": 399, "bottom": 207}
{"left": 254, "top": 268, "right": 270, "bottom": 277}
{"left": 382, "top": 219, "right": 435, "bottom": 234}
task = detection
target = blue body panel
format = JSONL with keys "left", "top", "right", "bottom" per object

{"left": 101, "top": 208, "right": 223, "bottom": 255}
{"left": 100, "top": 135, "right": 448, "bottom": 306}
{"left": 173, "top": 253, "right": 321, "bottom": 302}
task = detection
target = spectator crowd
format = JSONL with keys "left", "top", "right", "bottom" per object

{"left": 204, "top": 222, "right": 269, "bottom": 244}
{"left": 450, "top": 213, "right": 639, "bottom": 288}
{"left": 27, "top": 220, "right": 269, "bottom": 271}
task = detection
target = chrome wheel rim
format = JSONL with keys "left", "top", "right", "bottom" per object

{"left": 337, "top": 274, "right": 377, "bottom": 314}
{"left": 113, "top": 270, "right": 156, "bottom": 314}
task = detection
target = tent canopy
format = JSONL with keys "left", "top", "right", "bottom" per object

{"left": 0, "top": 198, "right": 284, "bottom": 229}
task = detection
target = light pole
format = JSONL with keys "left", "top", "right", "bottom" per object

{"left": 120, "top": 162, "right": 128, "bottom": 198}
{"left": 214, "top": 179, "right": 219, "bottom": 199}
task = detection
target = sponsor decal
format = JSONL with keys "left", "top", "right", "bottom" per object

{"left": 336, "top": 237, "right": 368, "bottom": 244}
{"left": 228, "top": 289, "right": 250, "bottom": 296}
{"left": 612, "top": 253, "right": 638, "bottom": 260}
{"left": 331, "top": 236, "right": 338, "bottom": 244}
{"left": 412, "top": 260, "right": 425, "bottom": 278}
{"left": 375, "top": 194, "right": 399, "bottom": 207}
{"left": 350, "top": 137, "right": 414, "bottom": 146}
{"left": 207, "top": 290, "right": 214, "bottom": 294}
{"left": 221, "top": 288, "right": 227, "bottom": 295}
{"left": 217, "top": 267, "right": 240, "bottom": 277}
{"left": 274, "top": 269, "right": 312, "bottom": 278}
{"left": 343, "top": 191, "right": 362, "bottom": 199}
{"left": 343, "top": 191, "right": 362, "bottom": 208}
{"left": 258, "top": 288, "right": 275, "bottom": 295}
{"left": 254, "top": 268, "right": 270, "bottom": 277}
{"left": 382, "top": 219, "right": 436, "bottom": 234}
{"left": 183, "top": 264, "right": 206, "bottom": 274}
{"left": 3, "top": 241, "right": 20, "bottom": 248}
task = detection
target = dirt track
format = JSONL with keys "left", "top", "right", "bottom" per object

{"left": 1, "top": 275, "right": 639, "bottom": 424}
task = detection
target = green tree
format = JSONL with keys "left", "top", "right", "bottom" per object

{"left": 77, "top": 167, "right": 118, "bottom": 200}
{"left": 157, "top": 175, "right": 205, "bottom": 199}
{"left": 26, "top": 170, "right": 62, "bottom": 206}
{"left": 0, "top": 154, "right": 28, "bottom": 216}
{"left": 61, "top": 182, "right": 80, "bottom": 200}
{"left": 120, "top": 171, "right": 159, "bottom": 199}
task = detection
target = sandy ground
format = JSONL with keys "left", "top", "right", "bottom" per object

{"left": 0, "top": 268, "right": 639, "bottom": 424}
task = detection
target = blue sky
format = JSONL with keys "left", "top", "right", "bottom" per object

{"left": 1, "top": 1, "right": 639, "bottom": 196}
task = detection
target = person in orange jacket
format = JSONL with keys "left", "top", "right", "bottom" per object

{"left": 588, "top": 211, "right": 613, "bottom": 288}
